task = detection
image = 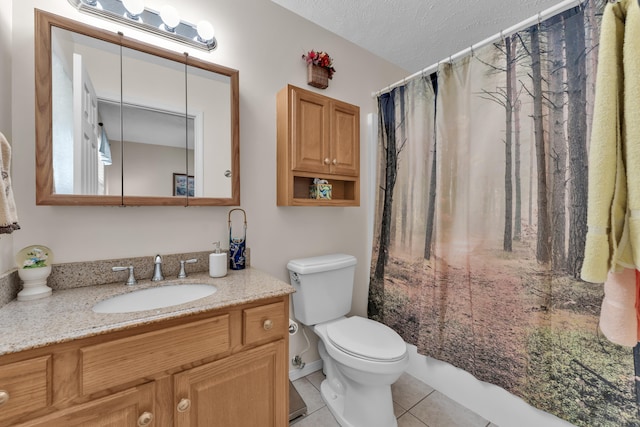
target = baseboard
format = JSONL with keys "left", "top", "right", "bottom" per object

{"left": 288, "top": 359, "right": 323, "bottom": 381}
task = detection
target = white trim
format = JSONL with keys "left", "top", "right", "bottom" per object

{"left": 193, "top": 111, "right": 204, "bottom": 196}
{"left": 404, "top": 344, "right": 574, "bottom": 427}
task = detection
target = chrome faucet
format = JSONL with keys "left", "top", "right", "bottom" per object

{"left": 151, "top": 254, "right": 164, "bottom": 281}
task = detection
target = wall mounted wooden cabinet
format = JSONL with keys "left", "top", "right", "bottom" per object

{"left": 0, "top": 297, "right": 288, "bottom": 427}
{"left": 277, "top": 85, "right": 360, "bottom": 206}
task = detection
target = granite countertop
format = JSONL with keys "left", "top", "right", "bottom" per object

{"left": 0, "top": 268, "right": 295, "bottom": 356}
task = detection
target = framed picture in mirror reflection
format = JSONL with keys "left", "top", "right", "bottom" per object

{"left": 173, "top": 173, "right": 194, "bottom": 197}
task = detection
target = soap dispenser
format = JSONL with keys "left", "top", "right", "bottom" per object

{"left": 209, "top": 241, "right": 227, "bottom": 278}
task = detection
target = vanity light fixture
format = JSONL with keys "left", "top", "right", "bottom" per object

{"left": 196, "top": 20, "right": 215, "bottom": 43}
{"left": 122, "top": 0, "right": 144, "bottom": 20}
{"left": 67, "top": 0, "right": 217, "bottom": 51}
{"left": 159, "top": 5, "right": 180, "bottom": 32}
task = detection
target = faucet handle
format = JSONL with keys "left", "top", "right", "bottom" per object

{"left": 112, "top": 265, "right": 137, "bottom": 286}
{"left": 178, "top": 258, "right": 198, "bottom": 279}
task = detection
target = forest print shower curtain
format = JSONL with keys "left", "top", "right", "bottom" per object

{"left": 369, "top": 1, "right": 639, "bottom": 426}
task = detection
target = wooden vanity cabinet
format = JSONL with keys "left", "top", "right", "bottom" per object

{"left": 0, "top": 296, "right": 289, "bottom": 427}
{"left": 277, "top": 84, "right": 360, "bottom": 206}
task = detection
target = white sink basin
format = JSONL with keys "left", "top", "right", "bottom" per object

{"left": 93, "top": 284, "right": 217, "bottom": 314}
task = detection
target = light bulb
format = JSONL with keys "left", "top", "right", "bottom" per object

{"left": 160, "top": 5, "right": 180, "bottom": 32}
{"left": 196, "top": 20, "right": 215, "bottom": 43}
{"left": 122, "top": 0, "right": 145, "bottom": 19}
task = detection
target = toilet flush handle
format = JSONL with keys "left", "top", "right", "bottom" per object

{"left": 291, "top": 272, "right": 300, "bottom": 284}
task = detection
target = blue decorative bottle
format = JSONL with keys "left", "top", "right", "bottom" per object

{"left": 228, "top": 208, "right": 247, "bottom": 270}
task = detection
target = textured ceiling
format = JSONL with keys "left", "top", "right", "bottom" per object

{"left": 271, "top": 0, "right": 569, "bottom": 73}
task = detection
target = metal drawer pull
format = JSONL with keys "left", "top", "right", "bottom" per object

{"left": 137, "top": 411, "right": 153, "bottom": 426}
{"left": 177, "top": 398, "right": 191, "bottom": 412}
{"left": 263, "top": 319, "right": 273, "bottom": 331}
{"left": 0, "top": 390, "right": 9, "bottom": 407}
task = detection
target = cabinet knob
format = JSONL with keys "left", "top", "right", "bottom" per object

{"left": 332, "top": 158, "right": 338, "bottom": 165}
{"left": 324, "top": 158, "right": 330, "bottom": 165}
{"left": 177, "top": 398, "right": 191, "bottom": 412}
{"left": 137, "top": 411, "right": 153, "bottom": 426}
{"left": 263, "top": 319, "right": 273, "bottom": 331}
{"left": 0, "top": 390, "right": 9, "bottom": 407}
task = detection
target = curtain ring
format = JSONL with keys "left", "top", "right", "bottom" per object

{"left": 537, "top": 12, "right": 542, "bottom": 29}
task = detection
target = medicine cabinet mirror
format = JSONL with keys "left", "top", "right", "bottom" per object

{"left": 35, "top": 9, "right": 240, "bottom": 206}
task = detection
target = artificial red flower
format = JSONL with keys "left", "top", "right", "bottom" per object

{"left": 302, "top": 50, "right": 336, "bottom": 79}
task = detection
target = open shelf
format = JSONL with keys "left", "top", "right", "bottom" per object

{"left": 289, "top": 176, "right": 358, "bottom": 206}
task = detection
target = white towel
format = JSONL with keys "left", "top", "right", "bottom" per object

{"left": 599, "top": 268, "right": 638, "bottom": 346}
{"left": 0, "top": 132, "right": 20, "bottom": 234}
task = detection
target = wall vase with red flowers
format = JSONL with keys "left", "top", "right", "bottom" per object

{"left": 302, "top": 50, "right": 335, "bottom": 89}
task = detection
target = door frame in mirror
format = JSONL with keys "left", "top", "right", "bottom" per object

{"left": 35, "top": 9, "right": 240, "bottom": 206}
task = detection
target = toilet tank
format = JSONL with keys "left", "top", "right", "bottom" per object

{"left": 287, "top": 254, "right": 357, "bottom": 325}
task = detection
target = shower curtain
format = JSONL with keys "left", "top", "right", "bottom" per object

{"left": 369, "top": 2, "right": 639, "bottom": 426}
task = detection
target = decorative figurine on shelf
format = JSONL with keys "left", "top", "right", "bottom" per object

{"left": 310, "top": 178, "right": 332, "bottom": 200}
{"left": 15, "top": 245, "right": 54, "bottom": 301}
{"left": 302, "top": 50, "right": 336, "bottom": 89}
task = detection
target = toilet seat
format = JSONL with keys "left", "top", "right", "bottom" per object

{"left": 326, "top": 316, "right": 407, "bottom": 362}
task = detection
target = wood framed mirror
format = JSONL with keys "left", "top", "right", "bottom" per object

{"left": 35, "top": 9, "right": 240, "bottom": 206}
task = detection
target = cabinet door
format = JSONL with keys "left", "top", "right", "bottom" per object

{"left": 16, "top": 382, "right": 155, "bottom": 427}
{"left": 174, "top": 340, "right": 286, "bottom": 427}
{"left": 330, "top": 100, "right": 359, "bottom": 176}
{"left": 291, "top": 88, "right": 330, "bottom": 174}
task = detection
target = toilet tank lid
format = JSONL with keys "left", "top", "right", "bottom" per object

{"left": 287, "top": 254, "right": 357, "bottom": 274}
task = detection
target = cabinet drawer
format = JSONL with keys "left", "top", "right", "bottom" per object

{"left": 243, "top": 302, "right": 286, "bottom": 346}
{"left": 16, "top": 382, "right": 155, "bottom": 427}
{"left": 0, "top": 356, "right": 51, "bottom": 423}
{"left": 81, "top": 315, "right": 230, "bottom": 396}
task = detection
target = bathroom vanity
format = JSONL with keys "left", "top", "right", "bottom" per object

{"left": 0, "top": 269, "right": 293, "bottom": 426}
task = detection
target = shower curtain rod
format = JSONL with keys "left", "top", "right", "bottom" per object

{"left": 372, "top": 0, "right": 584, "bottom": 98}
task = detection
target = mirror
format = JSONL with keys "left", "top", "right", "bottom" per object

{"left": 35, "top": 9, "right": 240, "bottom": 206}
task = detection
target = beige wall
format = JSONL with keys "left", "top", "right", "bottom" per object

{"left": 0, "top": 0, "right": 14, "bottom": 272}
{"left": 8, "top": 0, "right": 407, "bottom": 369}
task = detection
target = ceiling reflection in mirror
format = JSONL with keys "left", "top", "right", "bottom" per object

{"left": 37, "top": 10, "right": 239, "bottom": 206}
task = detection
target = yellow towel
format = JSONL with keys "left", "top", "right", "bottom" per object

{"left": 583, "top": 0, "right": 640, "bottom": 347}
{"left": 624, "top": 2, "right": 640, "bottom": 268}
{"left": 0, "top": 132, "right": 20, "bottom": 234}
{"left": 581, "top": 0, "right": 629, "bottom": 283}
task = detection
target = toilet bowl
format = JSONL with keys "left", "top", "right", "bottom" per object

{"left": 314, "top": 316, "right": 409, "bottom": 427}
{"left": 287, "top": 254, "right": 409, "bottom": 427}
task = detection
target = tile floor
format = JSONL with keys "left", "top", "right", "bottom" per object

{"left": 291, "top": 370, "right": 498, "bottom": 427}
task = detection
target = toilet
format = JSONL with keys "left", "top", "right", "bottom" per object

{"left": 287, "top": 254, "right": 409, "bottom": 427}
